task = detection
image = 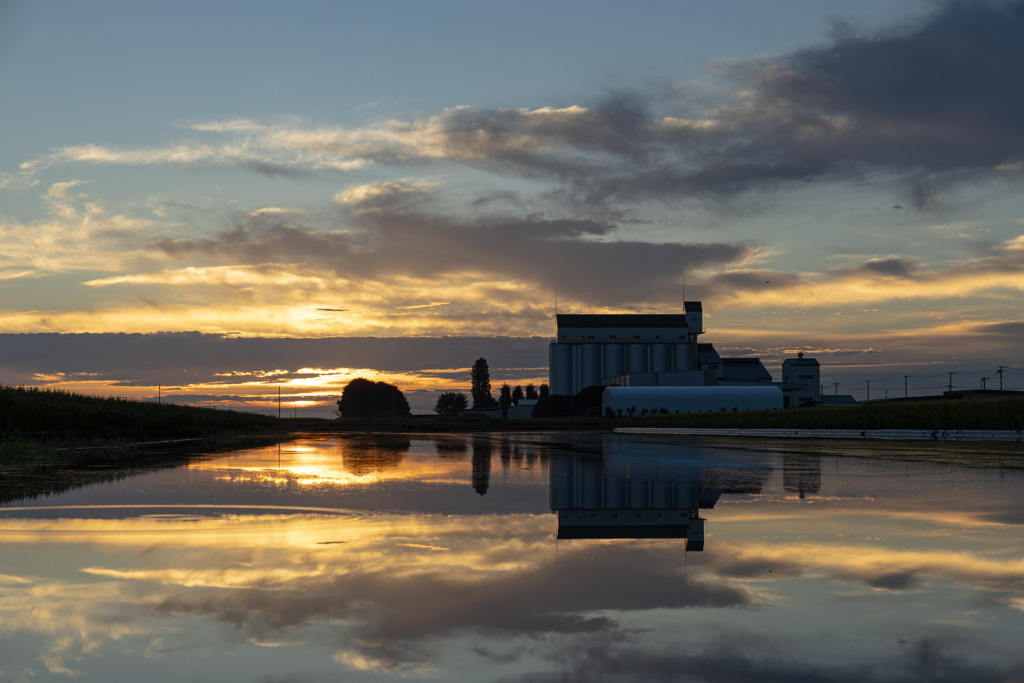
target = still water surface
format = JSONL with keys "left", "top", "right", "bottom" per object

{"left": 1, "top": 432, "right": 1023, "bottom": 682}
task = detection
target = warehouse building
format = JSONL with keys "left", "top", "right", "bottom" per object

{"left": 548, "top": 302, "right": 819, "bottom": 413}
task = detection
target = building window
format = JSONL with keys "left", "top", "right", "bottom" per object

{"left": 576, "top": 335, "right": 584, "bottom": 340}
{"left": 558, "top": 336, "right": 566, "bottom": 341}
{"left": 588, "top": 335, "right": 595, "bottom": 340}
{"left": 633, "top": 335, "right": 640, "bottom": 341}
{"left": 610, "top": 335, "right": 617, "bottom": 340}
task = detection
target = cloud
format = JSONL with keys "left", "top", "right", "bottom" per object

{"left": 138, "top": 209, "right": 752, "bottom": 309}
{"left": 12, "top": 2, "right": 1024, "bottom": 210}
{"left": 859, "top": 257, "right": 918, "bottom": 278}
{"left": 0, "top": 332, "right": 550, "bottom": 393}
{"left": 333, "top": 179, "right": 438, "bottom": 212}
{"left": 0, "top": 181, "right": 162, "bottom": 277}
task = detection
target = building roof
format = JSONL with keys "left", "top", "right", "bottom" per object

{"left": 556, "top": 314, "right": 689, "bottom": 329}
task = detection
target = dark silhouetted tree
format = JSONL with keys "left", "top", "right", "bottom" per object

{"left": 499, "top": 383, "right": 512, "bottom": 418}
{"left": 525, "top": 384, "right": 538, "bottom": 400}
{"left": 471, "top": 357, "right": 497, "bottom": 409}
{"left": 531, "top": 385, "right": 604, "bottom": 418}
{"left": 572, "top": 385, "right": 604, "bottom": 417}
{"left": 337, "top": 378, "right": 410, "bottom": 418}
{"left": 531, "top": 393, "right": 573, "bottom": 418}
{"left": 539, "top": 384, "right": 550, "bottom": 399}
{"left": 434, "top": 392, "right": 468, "bottom": 416}
{"left": 511, "top": 385, "right": 524, "bottom": 406}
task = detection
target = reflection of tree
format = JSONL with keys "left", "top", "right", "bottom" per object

{"left": 433, "top": 436, "right": 469, "bottom": 460}
{"left": 341, "top": 435, "right": 411, "bottom": 475}
{"left": 472, "top": 437, "right": 492, "bottom": 496}
{"left": 783, "top": 453, "right": 822, "bottom": 499}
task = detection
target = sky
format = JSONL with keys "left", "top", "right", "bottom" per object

{"left": 2, "top": 0, "right": 1024, "bottom": 412}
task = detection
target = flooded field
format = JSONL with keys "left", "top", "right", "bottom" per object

{"left": 2, "top": 432, "right": 1023, "bottom": 682}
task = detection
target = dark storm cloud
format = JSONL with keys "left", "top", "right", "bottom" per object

{"left": 413, "top": 1, "right": 1024, "bottom": 207}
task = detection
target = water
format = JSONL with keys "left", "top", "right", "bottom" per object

{"left": 1, "top": 432, "right": 1023, "bottom": 682}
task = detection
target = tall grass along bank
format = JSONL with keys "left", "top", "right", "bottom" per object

{"left": 1, "top": 385, "right": 275, "bottom": 438}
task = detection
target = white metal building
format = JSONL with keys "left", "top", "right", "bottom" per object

{"left": 602, "top": 385, "right": 784, "bottom": 415}
{"left": 781, "top": 352, "right": 821, "bottom": 407}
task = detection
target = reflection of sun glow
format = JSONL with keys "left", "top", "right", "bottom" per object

{"left": 188, "top": 438, "right": 478, "bottom": 487}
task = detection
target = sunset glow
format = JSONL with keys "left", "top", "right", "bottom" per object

{"left": 2, "top": 0, "right": 1022, "bottom": 409}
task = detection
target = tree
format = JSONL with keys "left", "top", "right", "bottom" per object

{"left": 511, "top": 385, "right": 524, "bottom": 406}
{"left": 525, "top": 383, "right": 538, "bottom": 400}
{"left": 434, "top": 392, "right": 468, "bottom": 416}
{"left": 337, "top": 378, "right": 410, "bottom": 418}
{"left": 499, "top": 383, "right": 512, "bottom": 418}
{"left": 539, "top": 384, "right": 550, "bottom": 399}
{"left": 531, "top": 393, "right": 572, "bottom": 418}
{"left": 471, "top": 357, "right": 497, "bottom": 409}
{"left": 530, "top": 385, "right": 603, "bottom": 418}
{"left": 571, "top": 384, "right": 604, "bottom": 417}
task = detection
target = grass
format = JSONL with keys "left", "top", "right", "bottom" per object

{"left": 1, "top": 385, "right": 276, "bottom": 437}
{"left": 625, "top": 396, "right": 1024, "bottom": 431}
{"left": 0, "top": 385, "right": 286, "bottom": 503}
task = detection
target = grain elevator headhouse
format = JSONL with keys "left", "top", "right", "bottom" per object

{"left": 548, "top": 302, "right": 705, "bottom": 396}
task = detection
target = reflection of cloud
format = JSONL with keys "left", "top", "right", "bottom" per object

{"left": 4, "top": 445, "right": 1024, "bottom": 680}
{"left": 0, "top": 510, "right": 755, "bottom": 674}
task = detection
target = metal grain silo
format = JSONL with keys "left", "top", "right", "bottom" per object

{"left": 548, "top": 343, "right": 573, "bottom": 396}
{"left": 674, "top": 342, "right": 695, "bottom": 371}
{"left": 651, "top": 343, "right": 673, "bottom": 372}
{"left": 581, "top": 344, "right": 603, "bottom": 389}
{"left": 627, "top": 343, "right": 649, "bottom": 373}
{"left": 603, "top": 343, "right": 625, "bottom": 379}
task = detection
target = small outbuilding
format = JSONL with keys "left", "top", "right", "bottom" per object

{"left": 602, "top": 385, "right": 783, "bottom": 416}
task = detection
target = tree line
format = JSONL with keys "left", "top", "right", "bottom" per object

{"left": 337, "top": 357, "right": 603, "bottom": 419}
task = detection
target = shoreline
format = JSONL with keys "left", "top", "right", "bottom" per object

{"left": 617, "top": 427, "right": 1024, "bottom": 443}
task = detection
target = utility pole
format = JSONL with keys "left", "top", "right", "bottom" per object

{"left": 833, "top": 381, "right": 839, "bottom": 396}
{"left": 947, "top": 371, "right": 956, "bottom": 394}
{"left": 903, "top": 374, "right": 910, "bottom": 399}
{"left": 981, "top": 377, "right": 989, "bottom": 390}
{"left": 997, "top": 366, "right": 1006, "bottom": 391}
{"left": 866, "top": 379, "right": 872, "bottom": 402}
{"left": 278, "top": 386, "right": 281, "bottom": 418}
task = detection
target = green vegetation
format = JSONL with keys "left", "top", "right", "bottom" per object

{"left": 1, "top": 385, "right": 282, "bottom": 503}
{"left": 1, "top": 385, "right": 275, "bottom": 440}
{"left": 434, "top": 391, "right": 469, "bottom": 416}
{"left": 626, "top": 396, "right": 1024, "bottom": 431}
{"left": 471, "top": 357, "right": 498, "bottom": 409}
{"left": 336, "top": 378, "right": 410, "bottom": 418}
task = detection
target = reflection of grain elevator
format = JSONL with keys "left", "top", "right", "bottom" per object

{"left": 549, "top": 436, "right": 773, "bottom": 550}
